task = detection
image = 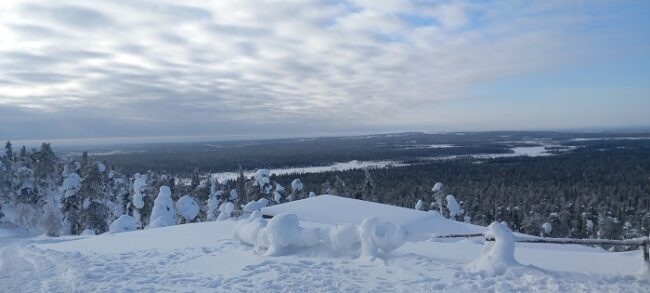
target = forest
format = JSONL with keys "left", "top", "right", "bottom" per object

{"left": 1, "top": 131, "right": 650, "bottom": 249}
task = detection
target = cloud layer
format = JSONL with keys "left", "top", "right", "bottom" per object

{"left": 0, "top": 0, "right": 647, "bottom": 140}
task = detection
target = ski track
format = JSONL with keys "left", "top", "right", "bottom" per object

{"left": 2, "top": 238, "right": 648, "bottom": 293}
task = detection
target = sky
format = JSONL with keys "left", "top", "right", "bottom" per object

{"left": 0, "top": 0, "right": 649, "bottom": 143}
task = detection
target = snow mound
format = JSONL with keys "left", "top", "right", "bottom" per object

{"left": 467, "top": 222, "right": 522, "bottom": 276}
{"left": 359, "top": 217, "right": 406, "bottom": 259}
{"left": 175, "top": 196, "right": 199, "bottom": 222}
{"left": 109, "top": 215, "right": 138, "bottom": 233}
{"left": 258, "top": 213, "right": 321, "bottom": 256}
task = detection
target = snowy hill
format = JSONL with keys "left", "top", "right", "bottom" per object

{"left": 1, "top": 197, "right": 649, "bottom": 292}
{"left": 261, "top": 195, "right": 485, "bottom": 237}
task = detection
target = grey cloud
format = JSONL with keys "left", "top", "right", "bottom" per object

{"left": 24, "top": 4, "right": 113, "bottom": 29}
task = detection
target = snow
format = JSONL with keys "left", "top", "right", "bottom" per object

{"left": 432, "top": 182, "right": 443, "bottom": 192}
{"left": 229, "top": 189, "right": 238, "bottom": 201}
{"left": 467, "top": 222, "right": 522, "bottom": 276}
{"left": 254, "top": 169, "right": 271, "bottom": 186}
{"left": 109, "top": 215, "right": 138, "bottom": 233}
{"left": 257, "top": 213, "right": 321, "bottom": 256}
{"left": 242, "top": 198, "right": 269, "bottom": 214}
{"left": 2, "top": 198, "right": 649, "bottom": 292}
{"left": 216, "top": 202, "right": 234, "bottom": 221}
{"left": 175, "top": 195, "right": 199, "bottom": 222}
{"left": 146, "top": 186, "right": 175, "bottom": 229}
{"left": 61, "top": 173, "right": 81, "bottom": 198}
{"left": 415, "top": 199, "right": 424, "bottom": 210}
{"left": 97, "top": 162, "right": 106, "bottom": 173}
{"left": 359, "top": 217, "right": 406, "bottom": 259}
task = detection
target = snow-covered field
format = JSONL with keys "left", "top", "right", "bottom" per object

{"left": 1, "top": 196, "right": 648, "bottom": 292}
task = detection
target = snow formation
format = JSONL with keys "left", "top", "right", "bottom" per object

{"left": 467, "top": 222, "right": 522, "bottom": 276}
{"left": 109, "top": 215, "right": 138, "bottom": 233}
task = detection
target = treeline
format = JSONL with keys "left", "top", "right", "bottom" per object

{"left": 269, "top": 144, "right": 650, "bottom": 244}
{"left": 3, "top": 138, "right": 650, "bottom": 247}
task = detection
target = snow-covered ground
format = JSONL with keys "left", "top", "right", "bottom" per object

{"left": 1, "top": 196, "right": 648, "bottom": 292}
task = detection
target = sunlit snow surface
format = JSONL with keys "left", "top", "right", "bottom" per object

{"left": 1, "top": 197, "right": 648, "bottom": 292}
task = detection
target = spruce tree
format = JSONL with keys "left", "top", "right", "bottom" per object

{"left": 4, "top": 141, "right": 13, "bottom": 161}
{"left": 78, "top": 162, "right": 110, "bottom": 234}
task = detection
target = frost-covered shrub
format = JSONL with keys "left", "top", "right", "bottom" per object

{"left": 176, "top": 195, "right": 199, "bottom": 223}
{"left": 146, "top": 186, "right": 176, "bottom": 229}
{"left": 217, "top": 202, "right": 234, "bottom": 221}
{"left": 467, "top": 222, "right": 521, "bottom": 276}
{"left": 109, "top": 215, "right": 138, "bottom": 233}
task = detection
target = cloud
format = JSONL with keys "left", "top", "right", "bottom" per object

{"left": 0, "top": 0, "right": 647, "bottom": 140}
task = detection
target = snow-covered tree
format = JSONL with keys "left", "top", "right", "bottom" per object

{"left": 131, "top": 173, "right": 147, "bottom": 227}
{"left": 78, "top": 162, "right": 111, "bottom": 234}
{"left": 415, "top": 199, "right": 424, "bottom": 211}
{"left": 147, "top": 186, "right": 176, "bottom": 228}
{"left": 445, "top": 194, "right": 464, "bottom": 220}
{"left": 40, "top": 198, "right": 62, "bottom": 237}
{"left": 176, "top": 195, "right": 199, "bottom": 223}
{"left": 431, "top": 182, "right": 445, "bottom": 215}
{"left": 289, "top": 178, "right": 304, "bottom": 201}
{"left": 207, "top": 191, "right": 221, "bottom": 221}
{"left": 358, "top": 169, "right": 377, "bottom": 202}
{"left": 61, "top": 172, "right": 82, "bottom": 235}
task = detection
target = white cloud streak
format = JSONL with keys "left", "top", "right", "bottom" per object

{"left": 0, "top": 0, "right": 644, "bottom": 139}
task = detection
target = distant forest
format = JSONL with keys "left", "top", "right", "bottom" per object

{"left": 3, "top": 131, "right": 650, "bottom": 247}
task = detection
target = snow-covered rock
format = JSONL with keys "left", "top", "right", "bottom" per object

{"left": 176, "top": 196, "right": 200, "bottom": 222}
{"left": 467, "top": 222, "right": 521, "bottom": 276}
{"left": 109, "top": 215, "right": 138, "bottom": 233}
